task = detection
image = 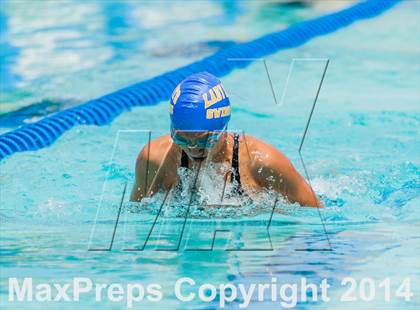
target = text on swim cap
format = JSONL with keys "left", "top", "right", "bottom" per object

{"left": 171, "top": 85, "right": 181, "bottom": 105}
{"left": 206, "top": 106, "right": 231, "bottom": 119}
{"left": 203, "top": 83, "right": 228, "bottom": 109}
{"left": 169, "top": 84, "right": 181, "bottom": 114}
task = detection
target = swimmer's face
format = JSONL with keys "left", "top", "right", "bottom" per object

{"left": 171, "top": 130, "right": 220, "bottom": 161}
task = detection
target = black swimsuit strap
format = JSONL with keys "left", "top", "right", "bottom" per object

{"left": 181, "top": 150, "right": 189, "bottom": 168}
{"left": 231, "top": 133, "right": 243, "bottom": 194}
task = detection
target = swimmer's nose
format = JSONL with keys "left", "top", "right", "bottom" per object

{"left": 187, "top": 138, "right": 207, "bottom": 148}
{"left": 188, "top": 144, "right": 203, "bottom": 150}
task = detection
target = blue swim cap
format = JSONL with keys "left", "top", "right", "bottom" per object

{"left": 169, "top": 72, "right": 231, "bottom": 131}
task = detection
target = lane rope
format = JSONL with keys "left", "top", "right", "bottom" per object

{"left": 0, "top": 0, "right": 401, "bottom": 161}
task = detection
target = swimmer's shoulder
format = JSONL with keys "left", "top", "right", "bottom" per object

{"left": 136, "top": 134, "right": 177, "bottom": 166}
{"left": 132, "top": 135, "right": 178, "bottom": 200}
{"left": 238, "top": 133, "right": 290, "bottom": 166}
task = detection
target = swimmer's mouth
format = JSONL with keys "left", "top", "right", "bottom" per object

{"left": 191, "top": 155, "right": 206, "bottom": 161}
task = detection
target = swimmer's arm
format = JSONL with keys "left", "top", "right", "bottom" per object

{"left": 252, "top": 147, "right": 323, "bottom": 208}
{"left": 130, "top": 143, "right": 175, "bottom": 201}
{"left": 130, "top": 147, "right": 159, "bottom": 201}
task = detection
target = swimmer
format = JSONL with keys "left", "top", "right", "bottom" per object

{"left": 130, "top": 72, "right": 322, "bottom": 208}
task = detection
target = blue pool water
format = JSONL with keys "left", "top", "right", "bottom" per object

{"left": 1, "top": 1, "right": 419, "bottom": 309}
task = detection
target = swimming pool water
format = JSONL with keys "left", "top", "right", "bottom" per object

{"left": 1, "top": 1, "right": 419, "bottom": 309}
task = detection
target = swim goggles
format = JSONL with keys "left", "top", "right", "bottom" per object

{"left": 170, "top": 126, "right": 224, "bottom": 149}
